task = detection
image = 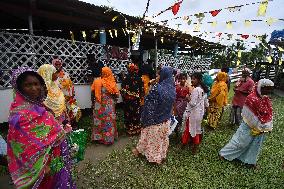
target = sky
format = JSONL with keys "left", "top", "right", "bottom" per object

{"left": 81, "top": 0, "right": 284, "bottom": 48}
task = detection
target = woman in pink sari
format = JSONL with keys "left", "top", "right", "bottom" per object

{"left": 7, "top": 67, "right": 76, "bottom": 189}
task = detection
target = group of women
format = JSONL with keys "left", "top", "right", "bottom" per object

{"left": 6, "top": 59, "right": 81, "bottom": 188}
{"left": 5, "top": 60, "right": 276, "bottom": 188}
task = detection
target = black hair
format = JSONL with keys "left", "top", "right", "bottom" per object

{"left": 179, "top": 72, "right": 188, "bottom": 79}
{"left": 221, "top": 67, "right": 229, "bottom": 73}
{"left": 191, "top": 72, "right": 209, "bottom": 94}
{"left": 16, "top": 71, "right": 46, "bottom": 96}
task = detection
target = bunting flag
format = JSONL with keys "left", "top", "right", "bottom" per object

{"left": 210, "top": 10, "right": 221, "bottom": 17}
{"left": 112, "top": 15, "right": 119, "bottom": 22}
{"left": 257, "top": 0, "right": 269, "bottom": 16}
{"left": 114, "top": 29, "right": 118, "bottom": 37}
{"left": 244, "top": 20, "right": 252, "bottom": 27}
{"left": 241, "top": 34, "right": 249, "bottom": 39}
{"left": 266, "top": 17, "right": 277, "bottom": 26}
{"left": 227, "top": 6, "right": 241, "bottom": 12}
{"left": 279, "top": 60, "right": 283, "bottom": 65}
{"left": 183, "top": 16, "right": 189, "bottom": 21}
{"left": 109, "top": 30, "right": 113, "bottom": 38}
{"left": 70, "top": 31, "right": 75, "bottom": 43}
{"left": 226, "top": 21, "right": 233, "bottom": 29}
{"left": 238, "top": 50, "right": 242, "bottom": 58}
{"left": 266, "top": 56, "right": 272, "bottom": 63}
{"left": 161, "top": 37, "right": 164, "bottom": 43}
{"left": 195, "top": 13, "right": 205, "bottom": 22}
{"left": 187, "top": 19, "right": 192, "bottom": 25}
{"left": 278, "top": 46, "right": 284, "bottom": 52}
{"left": 228, "top": 34, "right": 233, "bottom": 39}
{"left": 81, "top": 31, "right": 86, "bottom": 41}
{"left": 193, "top": 23, "right": 201, "bottom": 32}
{"left": 236, "top": 60, "right": 241, "bottom": 66}
{"left": 211, "top": 21, "right": 217, "bottom": 27}
{"left": 216, "top": 32, "right": 222, "bottom": 37}
{"left": 152, "top": 28, "right": 157, "bottom": 36}
{"left": 91, "top": 31, "right": 98, "bottom": 39}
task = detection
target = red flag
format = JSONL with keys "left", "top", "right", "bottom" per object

{"left": 217, "top": 32, "right": 222, "bottom": 37}
{"left": 172, "top": 2, "right": 181, "bottom": 15}
{"left": 210, "top": 10, "right": 221, "bottom": 17}
{"left": 241, "top": 34, "right": 249, "bottom": 39}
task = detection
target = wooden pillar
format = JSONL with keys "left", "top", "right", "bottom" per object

{"left": 154, "top": 38, "right": 158, "bottom": 69}
{"left": 173, "top": 43, "right": 178, "bottom": 57}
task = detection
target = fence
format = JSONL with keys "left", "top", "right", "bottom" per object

{"left": 0, "top": 32, "right": 130, "bottom": 89}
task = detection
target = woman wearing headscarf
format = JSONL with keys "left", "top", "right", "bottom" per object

{"left": 140, "top": 62, "right": 155, "bottom": 105}
{"left": 121, "top": 63, "right": 144, "bottom": 135}
{"left": 132, "top": 66, "right": 176, "bottom": 165}
{"left": 52, "top": 58, "right": 81, "bottom": 126}
{"left": 7, "top": 67, "right": 76, "bottom": 189}
{"left": 207, "top": 72, "right": 228, "bottom": 129}
{"left": 220, "top": 79, "right": 274, "bottom": 168}
{"left": 91, "top": 67, "right": 119, "bottom": 145}
{"left": 38, "top": 64, "right": 67, "bottom": 124}
{"left": 230, "top": 68, "right": 255, "bottom": 125}
{"left": 202, "top": 72, "right": 214, "bottom": 96}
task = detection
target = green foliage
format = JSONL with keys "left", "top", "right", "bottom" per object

{"left": 77, "top": 89, "right": 284, "bottom": 189}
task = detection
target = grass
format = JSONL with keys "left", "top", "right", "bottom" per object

{"left": 75, "top": 87, "right": 284, "bottom": 189}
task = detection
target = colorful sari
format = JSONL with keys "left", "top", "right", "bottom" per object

{"left": 91, "top": 67, "right": 119, "bottom": 144}
{"left": 207, "top": 72, "right": 228, "bottom": 129}
{"left": 220, "top": 79, "right": 274, "bottom": 165}
{"left": 121, "top": 64, "right": 144, "bottom": 135}
{"left": 8, "top": 68, "right": 76, "bottom": 189}
{"left": 53, "top": 59, "right": 81, "bottom": 123}
{"left": 175, "top": 84, "right": 191, "bottom": 125}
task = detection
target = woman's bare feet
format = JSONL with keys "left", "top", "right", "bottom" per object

{"left": 132, "top": 148, "right": 140, "bottom": 157}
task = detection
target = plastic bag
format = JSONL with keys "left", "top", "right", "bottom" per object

{"left": 67, "top": 129, "right": 87, "bottom": 163}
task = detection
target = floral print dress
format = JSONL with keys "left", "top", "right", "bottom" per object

{"left": 92, "top": 87, "right": 118, "bottom": 144}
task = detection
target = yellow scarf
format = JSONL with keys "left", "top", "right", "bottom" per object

{"left": 38, "top": 64, "right": 66, "bottom": 117}
{"left": 209, "top": 72, "right": 228, "bottom": 107}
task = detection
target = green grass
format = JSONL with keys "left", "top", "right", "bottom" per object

{"left": 76, "top": 88, "right": 284, "bottom": 189}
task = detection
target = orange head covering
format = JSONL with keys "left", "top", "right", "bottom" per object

{"left": 210, "top": 72, "right": 228, "bottom": 107}
{"left": 91, "top": 67, "right": 119, "bottom": 102}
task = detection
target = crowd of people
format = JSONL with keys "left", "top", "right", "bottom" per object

{"left": 0, "top": 55, "right": 278, "bottom": 188}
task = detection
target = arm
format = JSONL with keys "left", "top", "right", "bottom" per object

{"left": 188, "top": 88, "right": 200, "bottom": 109}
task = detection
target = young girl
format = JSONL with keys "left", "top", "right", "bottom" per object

{"left": 182, "top": 72, "right": 209, "bottom": 154}
{"left": 175, "top": 73, "right": 192, "bottom": 134}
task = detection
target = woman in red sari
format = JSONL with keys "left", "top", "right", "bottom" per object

{"left": 7, "top": 67, "right": 76, "bottom": 189}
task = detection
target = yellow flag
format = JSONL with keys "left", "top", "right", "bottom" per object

{"left": 91, "top": 31, "right": 98, "bottom": 39}
{"left": 112, "top": 15, "right": 119, "bottom": 22}
{"left": 257, "top": 0, "right": 268, "bottom": 16}
{"left": 244, "top": 20, "right": 252, "bottom": 27}
{"left": 238, "top": 51, "right": 242, "bottom": 58}
{"left": 237, "top": 60, "right": 241, "bottom": 66}
{"left": 226, "top": 21, "right": 233, "bottom": 29}
{"left": 161, "top": 37, "right": 164, "bottom": 43}
{"left": 211, "top": 21, "right": 217, "bottom": 27}
{"left": 266, "top": 17, "right": 277, "bottom": 26}
{"left": 194, "top": 23, "right": 201, "bottom": 32}
{"left": 279, "top": 60, "right": 283, "bottom": 65}
{"left": 267, "top": 56, "right": 272, "bottom": 63}
{"left": 278, "top": 46, "right": 284, "bottom": 52}
{"left": 109, "top": 30, "right": 113, "bottom": 38}
{"left": 70, "top": 31, "right": 75, "bottom": 43}
{"left": 81, "top": 31, "right": 86, "bottom": 40}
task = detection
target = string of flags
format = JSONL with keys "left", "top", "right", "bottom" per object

{"left": 160, "top": 0, "right": 273, "bottom": 24}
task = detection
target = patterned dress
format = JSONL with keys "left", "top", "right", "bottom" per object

{"left": 92, "top": 87, "right": 118, "bottom": 144}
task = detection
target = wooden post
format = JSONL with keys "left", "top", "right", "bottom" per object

{"left": 29, "top": 0, "right": 34, "bottom": 35}
{"left": 155, "top": 38, "right": 158, "bottom": 69}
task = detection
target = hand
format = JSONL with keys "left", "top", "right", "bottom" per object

{"left": 45, "top": 165, "right": 51, "bottom": 176}
{"left": 64, "top": 124, "right": 72, "bottom": 134}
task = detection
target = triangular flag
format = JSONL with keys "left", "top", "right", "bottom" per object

{"left": 210, "top": 10, "right": 221, "bottom": 17}
{"left": 81, "top": 31, "right": 86, "bottom": 41}
{"left": 278, "top": 46, "right": 284, "bottom": 52}
{"left": 195, "top": 13, "right": 205, "bottom": 22}
{"left": 193, "top": 23, "right": 201, "bottom": 32}
{"left": 244, "top": 20, "right": 252, "bottom": 27}
{"left": 267, "top": 56, "right": 272, "bottom": 63}
{"left": 91, "top": 31, "right": 98, "bottom": 39}
{"left": 112, "top": 15, "right": 119, "bottom": 22}
{"left": 109, "top": 30, "right": 113, "bottom": 38}
{"left": 279, "top": 60, "right": 282, "bottom": 65}
{"left": 211, "top": 21, "right": 217, "bottom": 27}
{"left": 161, "top": 37, "right": 164, "bottom": 43}
{"left": 183, "top": 16, "right": 189, "bottom": 21}
{"left": 266, "top": 17, "right": 277, "bottom": 26}
{"left": 187, "top": 19, "right": 192, "bottom": 25}
{"left": 216, "top": 32, "right": 222, "bottom": 37}
{"left": 241, "top": 34, "right": 249, "bottom": 39}
{"left": 238, "top": 50, "right": 242, "bottom": 58}
{"left": 257, "top": 0, "right": 268, "bottom": 16}
{"left": 114, "top": 29, "right": 118, "bottom": 37}
{"left": 70, "top": 31, "right": 75, "bottom": 43}
{"left": 226, "top": 21, "right": 233, "bottom": 29}
{"left": 237, "top": 60, "right": 241, "bottom": 66}
{"left": 228, "top": 34, "right": 233, "bottom": 39}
